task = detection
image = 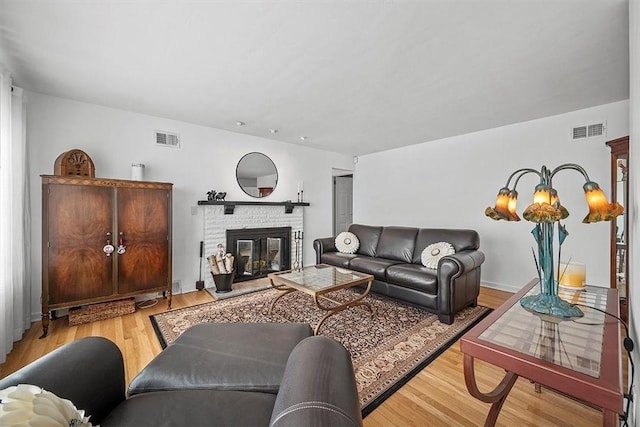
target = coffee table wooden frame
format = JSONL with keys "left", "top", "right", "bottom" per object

{"left": 268, "top": 265, "right": 374, "bottom": 334}
{"left": 460, "top": 279, "right": 622, "bottom": 426}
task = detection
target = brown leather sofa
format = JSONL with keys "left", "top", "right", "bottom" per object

{"left": 313, "top": 224, "right": 485, "bottom": 324}
{"left": 0, "top": 324, "right": 362, "bottom": 427}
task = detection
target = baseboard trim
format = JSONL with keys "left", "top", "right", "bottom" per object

{"left": 480, "top": 281, "right": 521, "bottom": 293}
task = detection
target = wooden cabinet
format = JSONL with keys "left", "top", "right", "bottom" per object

{"left": 606, "top": 136, "right": 628, "bottom": 321}
{"left": 41, "top": 175, "right": 173, "bottom": 337}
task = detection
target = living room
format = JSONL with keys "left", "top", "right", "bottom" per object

{"left": 1, "top": 1, "right": 639, "bottom": 426}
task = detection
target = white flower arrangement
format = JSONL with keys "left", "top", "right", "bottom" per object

{"left": 0, "top": 384, "right": 93, "bottom": 426}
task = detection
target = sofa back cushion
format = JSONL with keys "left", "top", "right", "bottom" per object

{"left": 375, "top": 227, "right": 418, "bottom": 263}
{"left": 412, "top": 229, "right": 480, "bottom": 264}
{"left": 348, "top": 224, "right": 383, "bottom": 257}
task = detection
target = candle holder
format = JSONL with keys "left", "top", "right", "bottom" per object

{"left": 558, "top": 261, "right": 586, "bottom": 290}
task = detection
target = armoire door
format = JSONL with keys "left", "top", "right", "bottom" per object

{"left": 117, "top": 187, "right": 170, "bottom": 294}
{"left": 46, "top": 184, "right": 114, "bottom": 304}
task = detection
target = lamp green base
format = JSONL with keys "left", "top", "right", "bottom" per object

{"left": 520, "top": 293, "right": 584, "bottom": 319}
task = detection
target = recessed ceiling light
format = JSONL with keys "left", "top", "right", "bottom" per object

{"left": 299, "top": 136, "right": 308, "bottom": 141}
{"left": 270, "top": 129, "right": 278, "bottom": 134}
{"left": 236, "top": 121, "right": 245, "bottom": 126}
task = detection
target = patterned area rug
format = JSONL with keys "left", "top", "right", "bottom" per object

{"left": 150, "top": 288, "right": 490, "bottom": 415}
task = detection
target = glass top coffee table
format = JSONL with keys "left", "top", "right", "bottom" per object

{"left": 267, "top": 264, "right": 374, "bottom": 334}
{"left": 460, "top": 278, "right": 622, "bottom": 426}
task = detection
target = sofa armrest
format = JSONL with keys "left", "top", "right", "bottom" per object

{"left": 313, "top": 237, "right": 337, "bottom": 264}
{"left": 437, "top": 250, "right": 485, "bottom": 324}
{"left": 439, "top": 250, "right": 485, "bottom": 276}
{"left": 0, "top": 336, "right": 126, "bottom": 425}
{"left": 270, "top": 336, "right": 362, "bottom": 427}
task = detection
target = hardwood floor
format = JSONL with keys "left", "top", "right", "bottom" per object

{"left": 0, "top": 285, "right": 608, "bottom": 426}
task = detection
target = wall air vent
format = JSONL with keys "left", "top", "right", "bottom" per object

{"left": 571, "top": 121, "right": 607, "bottom": 141}
{"left": 155, "top": 130, "right": 181, "bottom": 148}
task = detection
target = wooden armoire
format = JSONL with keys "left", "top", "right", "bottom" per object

{"left": 41, "top": 175, "right": 173, "bottom": 337}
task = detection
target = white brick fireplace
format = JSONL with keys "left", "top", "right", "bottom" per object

{"left": 202, "top": 204, "right": 304, "bottom": 288}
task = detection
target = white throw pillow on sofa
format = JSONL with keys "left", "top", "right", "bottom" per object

{"left": 335, "top": 231, "right": 360, "bottom": 254}
{"left": 421, "top": 242, "right": 455, "bottom": 269}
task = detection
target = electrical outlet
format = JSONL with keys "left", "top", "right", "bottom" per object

{"left": 172, "top": 280, "right": 182, "bottom": 294}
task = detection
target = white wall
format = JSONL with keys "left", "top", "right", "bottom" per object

{"left": 354, "top": 101, "right": 629, "bottom": 292}
{"left": 25, "top": 92, "right": 353, "bottom": 318}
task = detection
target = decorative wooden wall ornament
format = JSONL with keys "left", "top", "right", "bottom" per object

{"left": 54, "top": 149, "right": 96, "bottom": 177}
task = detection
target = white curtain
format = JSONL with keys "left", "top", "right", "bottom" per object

{"left": 0, "top": 67, "right": 30, "bottom": 364}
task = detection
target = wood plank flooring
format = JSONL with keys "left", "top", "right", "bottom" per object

{"left": 0, "top": 285, "right": 609, "bottom": 426}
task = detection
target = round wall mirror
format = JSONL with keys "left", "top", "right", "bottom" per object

{"left": 236, "top": 152, "right": 278, "bottom": 198}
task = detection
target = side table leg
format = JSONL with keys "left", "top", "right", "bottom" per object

{"left": 464, "top": 354, "right": 518, "bottom": 427}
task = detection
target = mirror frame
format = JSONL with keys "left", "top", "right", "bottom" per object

{"left": 236, "top": 152, "right": 278, "bottom": 198}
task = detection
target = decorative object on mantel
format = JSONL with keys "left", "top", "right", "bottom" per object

{"left": 206, "top": 190, "right": 227, "bottom": 201}
{"left": 54, "top": 148, "right": 95, "bottom": 177}
{"left": 197, "top": 199, "right": 309, "bottom": 214}
{"left": 297, "top": 181, "right": 304, "bottom": 202}
{"left": 292, "top": 230, "right": 304, "bottom": 270}
{"left": 486, "top": 163, "right": 623, "bottom": 319}
{"left": 131, "top": 163, "right": 145, "bottom": 181}
{"left": 207, "top": 244, "right": 235, "bottom": 293}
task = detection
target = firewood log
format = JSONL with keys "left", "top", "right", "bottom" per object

{"left": 208, "top": 255, "right": 221, "bottom": 275}
{"left": 224, "top": 254, "right": 234, "bottom": 273}
{"left": 216, "top": 253, "right": 227, "bottom": 274}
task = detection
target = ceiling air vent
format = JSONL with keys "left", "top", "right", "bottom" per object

{"left": 571, "top": 121, "right": 606, "bottom": 141}
{"left": 155, "top": 130, "right": 180, "bottom": 148}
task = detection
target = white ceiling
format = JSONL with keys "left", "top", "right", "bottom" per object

{"left": 0, "top": 0, "right": 630, "bottom": 156}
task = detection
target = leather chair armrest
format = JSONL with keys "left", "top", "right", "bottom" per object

{"left": 0, "top": 336, "right": 126, "bottom": 425}
{"left": 313, "top": 237, "right": 337, "bottom": 264}
{"left": 270, "top": 336, "right": 362, "bottom": 427}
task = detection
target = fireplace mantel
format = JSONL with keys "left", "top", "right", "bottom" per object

{"left": 198, "top": 200, "right": 310, "bottom": 214}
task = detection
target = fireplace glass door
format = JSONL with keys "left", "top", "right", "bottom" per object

{"left": 227, "top": 227, "right": 291, "bottom": 282}
{"left": 236, "top": 240, "right": 255, "bottom": 278}
{"left": 266, "top": 238, "right": 282, "bottom": 271}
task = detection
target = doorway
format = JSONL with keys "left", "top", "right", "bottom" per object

{"left": 333, "top": 172, "right": 353, "bottom": 235}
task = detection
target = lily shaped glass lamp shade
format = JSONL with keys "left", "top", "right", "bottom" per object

{"left": 485, "top": 187, "right": 520, "bottom": 221}
{"left": 532, "top": 184, "right": 553, "bottom": 205}
{"left": 582, "top": 181, "right": 624, "bottom": 223}
{"left": 522, "top": 188, "right": 570, "bottom": 224}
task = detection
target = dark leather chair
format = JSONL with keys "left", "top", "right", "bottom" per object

{"left": 0, "top": 324, "right": 363, "bottom": 427}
